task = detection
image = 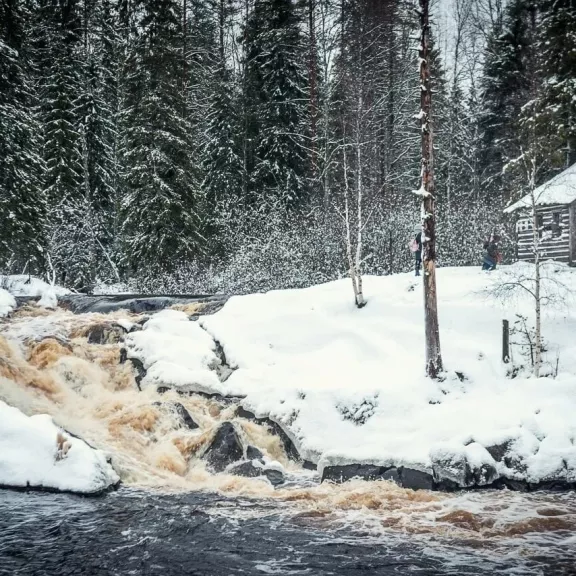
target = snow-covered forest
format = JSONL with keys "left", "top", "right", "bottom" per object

{"left": 1, "top": 0, "right": 575, "bottom": 293}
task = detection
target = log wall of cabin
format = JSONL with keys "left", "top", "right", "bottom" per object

{"left": 515, "top": 205, "right": 571, "bottom": 263}
{"left": 570, "top": 203, "right": 576, "bottom": 263}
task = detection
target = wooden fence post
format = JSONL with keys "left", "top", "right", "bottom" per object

{"left": 502, "top": 319, "right": 510, "bottom": 363}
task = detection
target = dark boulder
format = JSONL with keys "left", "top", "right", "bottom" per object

{"left": 322, "top": 464, "right": 434, "bottom": 490}
{"left": 234, "top": 407, "right": 301, "bottom": 463}
{"left": 203, "top": 422, "right": 244, "bottom": 472}
{"left": 235, "top": 406, "right": 257, "bottom": 420}
{"left": 399, "top": 468, "right": 434, "bottom": 490}
{"left": 321, "top": 464, "right": 389, "bottom": 483}
{"left": 85, "top": 323, "right": 127, "bottom": 344}
{"left": 246, "top": 445, "right": 264, "bottom": 462}
{"left": 382, "top": 467, "right": 400, "bottom": 485}
{"left": 172, "top": 402, "right": 199, "bottom": 430}
{"left": 302, "top": 460, "right": 317, "bottom": 471}
{"left": 485, "top": 440, "right": 513, "bottom": 463}
{"left": 119, "top": 348, "right": 127, "bottom": 364}
{"left": 263, "top": 468, "right": 285, "bottom": 486}
{"left": 228, "top": 461, "right": 285, "bottom": 486}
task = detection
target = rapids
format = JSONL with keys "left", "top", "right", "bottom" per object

{"left": 0, "top": 303, "right": 575, "bottom": 574}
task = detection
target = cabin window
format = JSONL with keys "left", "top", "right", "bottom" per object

{"left": 551, "top": 212, "right": 562, "bottom": 237}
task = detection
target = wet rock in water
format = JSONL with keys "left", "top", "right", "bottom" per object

{"left": 172, "top": 402, "right": 199, "bottom": 430}
{"left": 263, "top": 468, "right": 285, "bottom": 486}
{"left": 399, "top": 468, "right": 434, "bottom": 491}
{"left": 321, "top": 464, "right": 389, "bottom": 483}
{"left": 322, "top": 464, "right": 434, "bottom": 490}
{"left": 85, "top": 323, "right": 127, "bottom": 345}
{"left": 154, "top": 402, "right": 199, "bottom": 430}
{"left": 128, "top": 357, "right": 146, "bottom": 390}
{"left": 228, "top": 461, "right": 285, "bottom": 486}
{"left": 246, "top": 445, "right": 264, "bottom": 462}
{"left": 235, "top": 406, "right": 257, "bottom": 421}
{"left": 203, "top": 422, "right": 244, "bottom": 472}
{"left": 119, "top": 348, "right": 127, "bottom": 364}
{"left": 382, "top": 467, "right": 400, "bottom": 485}
{"left": 234, "top": 407, "right": 301, "bottom": 463}
{"left": 302, "top": 460, "right": 317, "bottom": 471}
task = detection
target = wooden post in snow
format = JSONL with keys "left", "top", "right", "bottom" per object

{"left": 502, "top": 319, "right": 510, "bottom": 364}
{"left": 417, "top": 0, "right": 443, "bottom": 378}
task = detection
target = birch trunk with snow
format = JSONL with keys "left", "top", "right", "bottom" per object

{"left": 528, "top": 157, "right": 542, "bottom": 378}
{"left": 418, "top": 0, "right": 443, "bottom": 378}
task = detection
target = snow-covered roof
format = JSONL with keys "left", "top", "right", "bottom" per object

{"left": 504, "top": 162, "right": 576, "bottom": 213}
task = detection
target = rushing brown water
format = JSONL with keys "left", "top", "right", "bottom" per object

{"left": 0, "top": 304, "right": 575, "bottom": 574}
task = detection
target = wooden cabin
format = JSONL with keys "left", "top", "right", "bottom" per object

{"left": 504, "top": 163, "right": 576, "bottom": 265}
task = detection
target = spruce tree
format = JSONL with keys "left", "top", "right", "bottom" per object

{"left": 534, "top": 0, "right": 576, "bottom": 167}
{"left": 201, "top": 0, "right": 243, "bottom": 239}
{"left": 120, "top": 0, "right": 203, "bottom": 275}
{"left": 478, "top": 0, "right": 538, "bottom": 202}
{"left": 0, "top": 0, "right": 47, "bottom": 271}
{"left": 244, "top": 0, "right": 310, "bottom": 208}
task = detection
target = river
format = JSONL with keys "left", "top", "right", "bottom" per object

{"left": 0, "top": 487, "right": 574, "bottom": 576}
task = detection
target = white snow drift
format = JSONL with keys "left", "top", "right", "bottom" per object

{"left": 131, "top": 264, "right": 576, "bottom": 487}
{"left": 0, "top": 400, "right": 119, "bottom": 494}
{"left": 125, "top": 309, "right": 222, "bottom": 394}
{"left": 0, "top": 288, "right": 16, "bottom": 317}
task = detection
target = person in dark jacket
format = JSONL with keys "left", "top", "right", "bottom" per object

{"left": 482, "top": 234, "right": 500, "bottom": 270}
{"left": 414, "top": 232, "right": 422, "bottom": 276}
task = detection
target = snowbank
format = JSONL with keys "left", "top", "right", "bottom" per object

{"left": 0, "top": 400, "right": 119, "bottom": 494}
{"left": 124, "top": 310, "right": 222, "bottom": 394}
{"left": 130, "top": 265, "right": 576, "bottom": 488}
{"left": 1, "top": 275, "right": 70, "bottom": 298}
{"left": 0, "top": 288, "right": 16, "bottom": 317}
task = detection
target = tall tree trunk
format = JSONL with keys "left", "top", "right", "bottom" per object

{"left": 308, "top": 0, "right": 318, "bottom": 181}
{"left": 418, "top": 0, "right": 443, "bottom": 378}
{"left": 529, "top": 158, "right": 541, "bottom": 378}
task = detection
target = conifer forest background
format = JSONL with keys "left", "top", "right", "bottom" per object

{"left": 1, "top": 0, "right": 575, "bottom": 293}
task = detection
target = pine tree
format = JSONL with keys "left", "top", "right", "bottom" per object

{"left": 0, "top": 0, "right": 47, "bottom": 271}
{"left": 244, "top": 0, "right": 310, "bottom": 208}
{"left": 120, "top": 0, "right": 203, "bottom": 275}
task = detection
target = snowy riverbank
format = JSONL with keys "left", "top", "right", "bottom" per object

{"left": 126, "top": 264, "right": 576, "bottom": 489}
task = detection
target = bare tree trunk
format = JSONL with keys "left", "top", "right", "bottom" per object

{"left": 529, "top": 158, "right": 541, "bottom": 377}
{"left": 418, "top": 0, "right": 443, "bottom": 378}
{"left": 308, "top": 0, "right": 318, "bottom": 181}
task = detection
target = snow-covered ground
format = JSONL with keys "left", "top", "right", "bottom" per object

{"left": 128, "top": 264, "right": 576, "bottom": 487}
{"left": 0, "top": 400, "right": 119, "bottom": 494}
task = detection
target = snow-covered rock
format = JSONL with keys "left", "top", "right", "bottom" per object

{"left": 133, "top": 265, "right": 576, "bottom": 489}
{"left": 124, "top": 310, "right": 222, "bottom": 394}
{"left": 0, "top": 400, "right": 119, "bottom": 494}
{"left": 0, "top": 288, "right": 16, "bottom": 317}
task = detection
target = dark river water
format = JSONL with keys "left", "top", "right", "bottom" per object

{"left": 1, "top": 488, "right": 574, "bottom": 576}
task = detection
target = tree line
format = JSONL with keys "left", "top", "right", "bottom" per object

{"left": 0, "top": 0, "right": 574, "bottom": 293}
